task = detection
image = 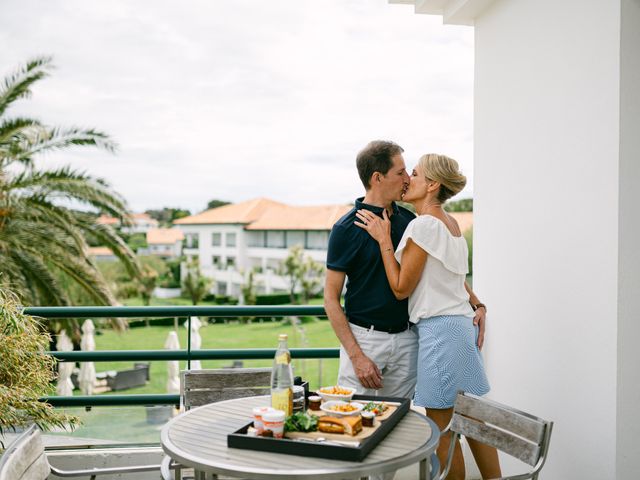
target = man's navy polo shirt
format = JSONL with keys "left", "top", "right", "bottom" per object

{"left": 326, "top": 197, "right": 415, "bottom": 331}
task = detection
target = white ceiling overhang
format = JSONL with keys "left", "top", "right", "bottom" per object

{"left": 389, "top": 0, "right": 497, "bottom": 26}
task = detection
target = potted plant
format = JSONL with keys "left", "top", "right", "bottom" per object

{"left": 0, "top": 287, "right": 79, "bottom": 445}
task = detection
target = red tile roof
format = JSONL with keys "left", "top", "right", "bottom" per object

{"left": 147, "top": 228, "right": 185, "bottom": 244}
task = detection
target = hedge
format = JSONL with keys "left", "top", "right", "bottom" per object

{"left": 255, "top": 293, "right": 292, "bottom": 305}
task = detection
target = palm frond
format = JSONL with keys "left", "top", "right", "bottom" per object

{"left": 7, "top": 166, "right": 129, "bottom": 217}
{"left": 0, "top": 117, "right": 43, "bottom": 143}
{"left": 0, "top": 56, "right": 52, "bottom": 117}
{"left": 13, "top": 197, "right": 88, "bottom": 251}
{"left": 5, "top": 249, "right": 70, "bottom": 306}
{"left": 75, "top": 214, "right": 142, "bottom": 279}
{"left": 7, "top": 126, "right": 117, "bottom": 167}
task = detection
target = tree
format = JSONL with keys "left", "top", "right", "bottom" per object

{"left": 0, "top": 57, "right": 140, "bottom": 333}
{"left": 205, "top": 199, "right": 231, "bottom": 211}
{"left": 138, "top": 265, "right": 159, "bottom": 307}
{"left": 158, "top": 257, "right": 182, "bottom": 288}
{"left": 281, "top": 245, "right": 324, "bottom": 304}
{"left": 98, "top": 255, "right": 167, "bottom": 303}
{"left": 0, "top": 287, "right": 79, "bottom": 439}
{"left": 445, "top": 198, "right": 473, "bottom": 212}
{"left": 123, "top": 232, "right": 147, "bottom": 253}
{"left": 182, "top": 259, "right": 212, "bottom": 305}
{"left": 241, "top": 267, "right": 259, "bottom": 306}
{"left": 145, "top": 207, "right": 191, "bottom": 227}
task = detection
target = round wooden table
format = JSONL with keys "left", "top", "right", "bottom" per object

{"left": 161, "top": 395, "right": 439, "bottom": 480}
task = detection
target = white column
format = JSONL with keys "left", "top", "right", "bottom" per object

{"left": 473, "top": 0, "right": 633, "bottom": 478}
{"left": 391, "top": 0, "right": 640, "bottom": 478}
{"left": 617, "top": 0, "right": 640, "bottom": 477}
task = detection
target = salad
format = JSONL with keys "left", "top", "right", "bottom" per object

{"left": 284, "top": 412, "right": 319, "bottom": 432}
{"left": 362, "top": 401, "right": 388, "bottom": 416}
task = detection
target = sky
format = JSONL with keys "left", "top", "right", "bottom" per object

{"left": 1, "top": 0, "right": 474, "bottom": 214}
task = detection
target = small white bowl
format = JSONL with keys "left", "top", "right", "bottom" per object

{"left": 317, "top": 386, "right": 356, "bottom": 403}
{"left": 320, "top": 400, "right": 364, "bottom": 417}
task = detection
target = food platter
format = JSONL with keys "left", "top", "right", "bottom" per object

{"left": 227, "top": 394, "right": 410, "bottom": 461}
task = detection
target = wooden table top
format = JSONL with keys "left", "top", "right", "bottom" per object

{"left": 161, "top": 395, "right": 439, "bottom": 480}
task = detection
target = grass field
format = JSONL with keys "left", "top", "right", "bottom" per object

{"left": 53, "top": 313, "right": 341, "bottom": 443}
{"left": 92, "top": 317, "right": 341, "bottom": 394}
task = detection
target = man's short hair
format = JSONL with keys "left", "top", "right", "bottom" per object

{"left": 356, "top": 140, "right": 404, "bottom": 189}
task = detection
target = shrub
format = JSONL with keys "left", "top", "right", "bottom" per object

{"left": 0, "top": 288, "right": 80, "bottom": 438}
{"left": 255, "top": 293, "right": 292, "bottom": 305}
{"left": 214, "top": 295, "right": 230, "bottom": 305}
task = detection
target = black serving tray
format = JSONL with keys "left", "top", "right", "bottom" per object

{"left": 227, "top": 395, "right": 410, "bottom": 461}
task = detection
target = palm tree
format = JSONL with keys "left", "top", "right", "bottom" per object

{"left": 0, "top": 56, "right": 141, "bottom": 333}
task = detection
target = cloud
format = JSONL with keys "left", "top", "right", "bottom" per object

{"left": 1, "top": 0, "right": 474, "bottom": 212}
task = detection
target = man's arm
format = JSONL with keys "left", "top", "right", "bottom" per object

{"left": 324, "top": 269, "right": 383, "bottom": 390}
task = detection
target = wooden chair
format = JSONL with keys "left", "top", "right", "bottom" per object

{"left": 439, "top": 392, "right": 553, "bottom": 480}
{"left": 162, "top": 368, "right": 272, "bottom": 480}
{"left": 180, "top": 367, "right": 271, "bottom": 410}
{"left": 0, "top": 424, "right": 159, "bottom": 480}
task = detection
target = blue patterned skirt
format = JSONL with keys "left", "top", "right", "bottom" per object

{"left": 414, "top": 314, "right": 490, "bottom": 409}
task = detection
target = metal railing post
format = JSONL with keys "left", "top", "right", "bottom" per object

{"left": 186, "top": 316, "right": 192, "bottom": 370}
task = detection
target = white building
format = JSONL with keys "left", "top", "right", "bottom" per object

{"left": 87, "top": 246, "right": 117, "bottom": 262}
{"left": 174, "top": 198, "right": 352, "bottom": 298}
{"left": 143, "top": 228, "right": 184, "bottom": 258}
{"left": 96, "top": 213, "right": 159, "bottom": 234}
{"left": 393, "top": 1, "right": 640, "bottom": 478}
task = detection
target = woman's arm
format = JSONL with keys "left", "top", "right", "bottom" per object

{"left": 465, "top": 281, "right": 486, "bottom": 350}
{"left": 380, "top": 239, "right": 427, "bottom": 299}
{"left": 355, "top": 209, "right": 427, "bottom": 300}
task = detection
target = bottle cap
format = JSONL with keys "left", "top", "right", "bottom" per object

{"left": 278, "top": 334, "right": 288, "bottom": 340}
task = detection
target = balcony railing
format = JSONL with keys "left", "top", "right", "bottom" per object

{"left": 29, "top": 305, "right": 339, "bottom": 408}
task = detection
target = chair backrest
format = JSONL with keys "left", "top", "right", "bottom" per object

{"left": 0, "top": 425, "right": 50, "bottom": 480}
{"left": 450, "top": 392, "right": 553, "bottom": 467}
{"left": 181, "top": 368, "right": 272, "bottom": 410}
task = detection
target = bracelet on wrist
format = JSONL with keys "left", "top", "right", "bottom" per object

{"left": 474, "top": 303, "right": 487, "bottom": 312}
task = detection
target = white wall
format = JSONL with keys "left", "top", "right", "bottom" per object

{"left": 617, "top": 0, "right": 640, "bottom": 477}
{"left": 177, "top": 224, "right": 330, "bottom": 298}
{"left": 474, "top": 0, "right": 624, "bottom": 477}
{"left": 177, "top": 224, "right": 245, "bottom": 270}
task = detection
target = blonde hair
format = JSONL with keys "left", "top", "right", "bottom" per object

{"left": 418, "top": 153, "right": 467, "bottom": 203}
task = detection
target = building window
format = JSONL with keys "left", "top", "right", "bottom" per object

{"left": 185, "top": 233, "right": 199, "bottom": 248}
{"left": 286, "top": 231, "right": 305, "bottom": 248}
{"left": 306, "top": 231, "right": 329, "bottom": 250}
{"left": 247, "top": 231, "right": 265, "bottom": 247}
{"left": 212, "top": 255, "right": 221, "bottom": 267}
{"left": 226, "top": 233, "right": 236, "bottom": 247}
{"left": 217, "top": 282, "right": 227, "bottom": 296}
{"left": 226, "top": 256, "right": 236, "bottom": 268}
{"left": 266, "top": 231, "right": 285, "bottom": 248}
{"left": 212, "top": 232, "right": 222, "bottom": 247}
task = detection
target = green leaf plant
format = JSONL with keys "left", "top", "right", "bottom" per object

{"left": 0, "top": 287, "right": 80, "bottom": 446}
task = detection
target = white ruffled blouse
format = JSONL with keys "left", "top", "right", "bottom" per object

{"left": 395, "top": 215, "right": 474, "bottom": 323}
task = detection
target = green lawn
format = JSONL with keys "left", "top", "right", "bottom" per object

{"left": 54, "top": 300, "right": 340, "bottom": 444}
{"left": 93, "top": 317, "right": 340, "bottom": 394}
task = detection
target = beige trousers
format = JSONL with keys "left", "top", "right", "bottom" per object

{"left": 337, "top": 322, "right": 418, "bottom": 399}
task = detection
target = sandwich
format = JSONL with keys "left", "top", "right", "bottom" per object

{"left": 317, "top": 415, "right": 363, "bottom": 436}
